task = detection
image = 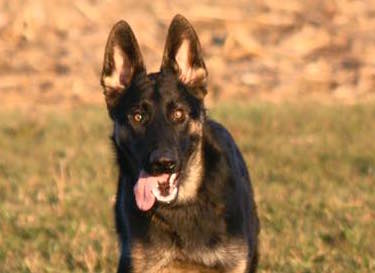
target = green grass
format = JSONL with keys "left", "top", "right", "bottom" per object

{"left": 1, "top": 103, "right": 374, "bottom": 272}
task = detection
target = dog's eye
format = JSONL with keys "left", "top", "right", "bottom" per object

{"left": 132, "top": 112, "right": 144, "bottom": 123}
{"left": 170, "top": 109, "right": 185, "bottom": 123}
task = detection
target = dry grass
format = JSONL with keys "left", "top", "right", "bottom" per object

{"left": 1, "top": 102, "right": 374, "bottom": 272}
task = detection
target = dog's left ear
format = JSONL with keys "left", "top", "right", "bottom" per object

{"left": 161, "top": 15, "right": 208, "bottom": 99}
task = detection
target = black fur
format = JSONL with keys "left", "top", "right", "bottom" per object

{"left": 101, "top": 15, "right": 259, "bottom": 273}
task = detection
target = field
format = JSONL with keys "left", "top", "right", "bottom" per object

{"left": 1, "top": 102, "right": 374, "bottom": 273}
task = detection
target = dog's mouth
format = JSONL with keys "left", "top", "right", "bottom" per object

{"left": 133, "top": 170, "right": 179, "bottom": 211}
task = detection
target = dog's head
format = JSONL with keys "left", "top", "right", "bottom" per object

{"left": 101, "top": 15, "right": 207, "bottom": 211}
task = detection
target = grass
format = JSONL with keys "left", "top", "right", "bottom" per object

{"left": 0, "top": 102, "right": 374, "bottom": 273}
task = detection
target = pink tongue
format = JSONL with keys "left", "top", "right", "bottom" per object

{"left": 133, "top": 171, "right": 169, "bottom": 211}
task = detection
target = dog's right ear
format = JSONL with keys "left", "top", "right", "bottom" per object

{"left": 161, "top": 15, "right": 208, "bottom": 100}
{"left": 101, "top": 21, "right": 146, "bottom": 108}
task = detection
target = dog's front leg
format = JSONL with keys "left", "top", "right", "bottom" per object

{"left": 116, "top": 242, "right": 133, "bottom": 273}
{"left": 117, "top": 253, "right": 132, "bottom": 273}
{"left": 117, "top": 240, "right": 134, "bottom": 273}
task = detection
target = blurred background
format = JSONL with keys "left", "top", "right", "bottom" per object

{"left": 0, "top": 1, "right": 374, "bottom": 273}
{"left": 1, "top": 0, "right": 375, "bottom": 107}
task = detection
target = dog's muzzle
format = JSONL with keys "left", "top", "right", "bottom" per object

{"left": 133, "top": 170, "right": 179, "bottom": 211}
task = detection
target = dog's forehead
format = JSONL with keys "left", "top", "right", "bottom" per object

{"left": 144, "top": 71, "right": 181, "bottom": 101}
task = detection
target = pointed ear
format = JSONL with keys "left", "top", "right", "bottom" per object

{"left": 161, "top": 15, "right": 208, "bottom": 99}
{"left": 101, "top": 21, "right": 146, "bottom": 107}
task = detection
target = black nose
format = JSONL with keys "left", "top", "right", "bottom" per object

{"left": 148, "top": 150, "right": 177, "bottom": 174}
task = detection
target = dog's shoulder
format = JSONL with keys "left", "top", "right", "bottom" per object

{"left": 204, "top": 119, "right": 250, "bottom": 181}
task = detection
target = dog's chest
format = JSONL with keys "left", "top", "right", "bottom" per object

{"left": 149, "top": 202, "right": 228, "bottom": 249}
{"left": 130, "top": 239, "right": 247, "bottom": 273}
{"left": 130, "top": 215, "right": 248, "bottom": 273}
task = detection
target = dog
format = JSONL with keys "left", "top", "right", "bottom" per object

{"left": 100, "top": 14, "right": 259, "bottom": 273}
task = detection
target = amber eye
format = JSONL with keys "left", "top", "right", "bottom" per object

{"left": 133, "top": 112, "right": 143, "bottom": 123}
{"left": 171, "top": 109, "right": 185, "bottom": 123}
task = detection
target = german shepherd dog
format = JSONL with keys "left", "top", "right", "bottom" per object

{"left": 100, "top": 15, "right": 259, "bottom": 273}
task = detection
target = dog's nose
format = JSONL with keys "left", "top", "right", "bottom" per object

{"left": 149, "top": 150, "right": 177, "bottom": 174}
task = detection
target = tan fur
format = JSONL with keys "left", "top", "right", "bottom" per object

{"left": 102, "top": 45, "right": 135, "bottom": 94}
{"left": 175, "top": 39, "right": 207, "bottom": 87}
{"left": 159, "top": 261, "right": 221, "bottom": 273}
{"left": 188, "top": 119, "right": 203, "bottom": 135}
{"left": 177, "top": 120, "right": 204, "bottom": 202}
{"left": 131, "top": 243, "right": 175, "bottom": 273}
{"left": 177, "top": 144, "right": 202, "bottom": 202}
{"left": 131, "top": 239, "right": 248, "bottom": 273}
{"left": 180, "top": 239, "right": 248, "bottom": 270}
{"left": 175, "top": 39, "right": 190, "bottom": 79}
{"left": 227, "top": 258, "right": 248, "bottom": 273}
